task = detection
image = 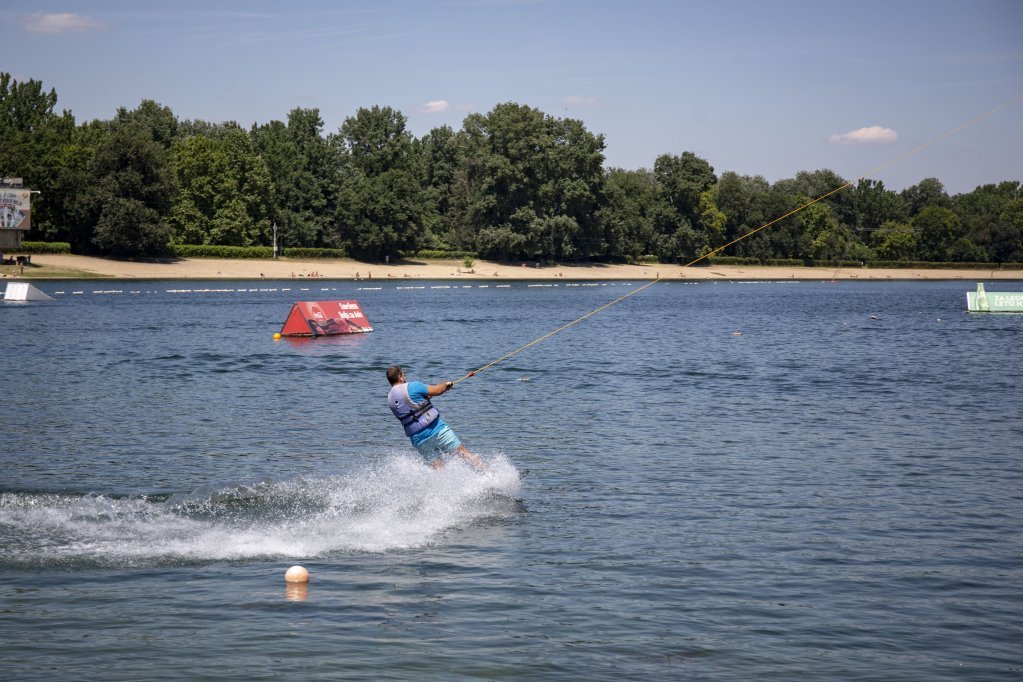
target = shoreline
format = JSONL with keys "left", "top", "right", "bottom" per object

{"left": 8, "top": 253, "right": 1023, "bottom": 281}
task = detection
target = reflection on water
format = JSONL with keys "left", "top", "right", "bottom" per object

{"left": 278, "top": 331, "right": 373, "bottom": 356}
{"left": 284, "top": 583, "right": 308, "bottom": 602}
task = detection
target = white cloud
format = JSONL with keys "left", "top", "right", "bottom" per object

{"left": 23, "top": 12, "right": 104, "bottom": 34}
{"left": 562, "top": 95, "right": 602, "bottom": 108}
{"left": 829, "top": 125, "right": 898, "bottom": 145}
{"left": 420, "top": 100, "right": 450, "bottom": 114}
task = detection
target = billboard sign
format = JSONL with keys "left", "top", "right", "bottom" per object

{"left": 0, "top": 189, "right": 31, "bottom": 230}
{"left": 280, "top": 300, "right": 374, "bottom": 336}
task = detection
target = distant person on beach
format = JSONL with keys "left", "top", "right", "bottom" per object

{"left": 386, "top": 365, "right": 485, "bottom": 471}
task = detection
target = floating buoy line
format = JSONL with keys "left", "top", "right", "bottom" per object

{"left": 43, "top": 282, "right": 634, "bottom": 297}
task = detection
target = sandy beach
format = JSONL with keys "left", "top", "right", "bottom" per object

{"left": 10, "top": 253, "right": 1023, "bottom": 281}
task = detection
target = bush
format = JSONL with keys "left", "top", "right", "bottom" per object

{"left": 170, "top": 244, "right": 274, "bottom": 259}
{"left": 403, "top": 249, "right": 477, "bottom": 260}
{"left": 168, "top": 244, "right": 354, "bottom": 260}
{"left": 282, "top": 247, "right": 347, "bottom": 259}
{"left": 707, "top": 256, "right": 762, "bottom": 266}
{"left": 866, "top": 260, "right": 1023, "bottom": 270}
{"left": 19, "top": 241, "right": 71, "bottom": 254}
{"left": 807, "top": 259, "right": 864, "bottom": 268}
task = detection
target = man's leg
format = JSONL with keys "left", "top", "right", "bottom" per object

{"left": 415, "top": 437, "right": 444, "bottom": 468}
{"left": 420, "top": 425, "right": 487, "bottom": 472}
{"left": 453, "top": 444, "right": 486, "bottom": 472}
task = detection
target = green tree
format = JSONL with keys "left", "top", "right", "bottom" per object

{"left": 798, "top": 201, "right": 872, "bottom": 264}
{"left": 772, "top": 169, "right": 855, "bottom": 227}
{"left": 49, "top": 121, "right": 107, "bottom": 251}
{"left": 417, "top": 124, "right": 464, "bottom": 249}
{"left": 332, "top": 106, "right": 429, "bottom": 259}
{"left": 914, "top": 205, "right": 981, "bottom": 262}
{"left": 654, "top": 152, "right": 716, "bottom": 224}
{"left": 998, "top": 198, "right": 1023, "bottom": 263}
{"left": 872, "top": 220, "right": 918, "bottom": 261}
{"left": 0, "top": 72, "right": 77, "bottom": 239}
{"left": 715, "top": 172, "right": 774, "bottom": 258}
{"left": 696, "top": 187, "right": 728, "bottom": 253}
{"left": 170, "top": 127, "right": 274, "bottom": 246}
{"left": 528, "top": 214, "right": 580, "bottom": 259}
{"left": 89, "top": 103, "right": 177, "bottom": 257}
{"left": 251, "top": 108, "right": 338, "bottom": 248}
{"left": 598, "top": 168, "right": 662, "bottom": 261}
{"left": 93, "top": 196, "right": 169, "bottom": 257}
{"left": 335, "top": 168, "right": 426, "bottom": 259}
{"left": 177, "top": 118, "right": 238, "bottom": 140}
{"left": 90, "top": 125, "right": 175, "bottom": 256}
{"left": 800, "top": 201, "right": 841, "bottom": 261}
{"left": 454, "top": 102, "right": 604, "bottom": 260}
{"left": 853, "top": 179, "right": 907, "bottom": 233}
{"left": 713, "top": 173, "right": 827, "bottom": 261}
{"left": 648, "top": 151, "right": 716, "bottom": 261}
{"left": 953, "top": 182, "right": 1023, "bottom": 263}
{"left": 115, "top": 99, "right": 179, "bottom": 148}
{"left": 474, "top": 225, "right": 526, "bottom": 260}
{"left": 760, "top": 188, "right": 816, "bottom": 261}
{"left": 901, "top": 177, "right": 949, "bottom": 216}
{"left": 339, "top": 105, "right": 415, "bottom": 175}
{"left": 539, "top": 116, "right": 606, "bottom": 258}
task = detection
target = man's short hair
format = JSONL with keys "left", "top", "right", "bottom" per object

{"left": 386, "top": 365, "right": 403, "bottom": 385}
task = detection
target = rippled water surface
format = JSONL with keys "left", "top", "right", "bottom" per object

{"left": 2, "top": 278, "right": 1021, "bottom": 680}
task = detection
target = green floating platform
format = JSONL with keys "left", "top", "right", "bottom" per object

{"left": 966, "top": 283, "right": 1023, "bottom": 313}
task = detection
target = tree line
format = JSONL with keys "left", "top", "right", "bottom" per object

{"left": 2, "top": 72, "right": 1021, "bottom": 264}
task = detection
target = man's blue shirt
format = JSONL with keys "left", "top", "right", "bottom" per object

{"left": 406, "top": 381, "right": 447, "bottom": 446}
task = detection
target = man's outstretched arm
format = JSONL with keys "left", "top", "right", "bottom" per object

{"left": 426, "top": 381, "right": 453, "bottom": 397}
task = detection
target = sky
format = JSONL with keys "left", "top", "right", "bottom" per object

{"left": 4, "top": 0, "right": 1022, "bottom": 194}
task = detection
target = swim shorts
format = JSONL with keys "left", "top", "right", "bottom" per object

{"left": 413, "top": 423, "right": 462, "bottom": 461}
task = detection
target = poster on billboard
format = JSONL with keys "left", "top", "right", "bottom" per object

{"left": 279, "top": 300, "right": 374, "bottom": 336}
{"left": 0, "top": 189, "right": 31, "bottom": 230}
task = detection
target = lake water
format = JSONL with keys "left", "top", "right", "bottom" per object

{"left": 1, "top": 278, "right": 1021, "bottom": 680}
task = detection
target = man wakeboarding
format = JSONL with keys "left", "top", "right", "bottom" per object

{"left": 386, "top": 365, "right": 487, "bottom": 472}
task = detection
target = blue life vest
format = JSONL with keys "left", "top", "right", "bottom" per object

{"left": 388, "top": 383, "right": 440, "bottom": 437}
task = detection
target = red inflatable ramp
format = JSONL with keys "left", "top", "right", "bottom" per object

{"left": 279, "top": 300, "right": 374, "bottom": 337}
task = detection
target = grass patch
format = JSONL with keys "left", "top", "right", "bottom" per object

{"left": 0, "top": 263, "right": 112, "bottom": 279}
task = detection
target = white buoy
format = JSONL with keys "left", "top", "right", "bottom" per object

{"left": 285, "top": 565, "right": 309, "bottom": 583}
